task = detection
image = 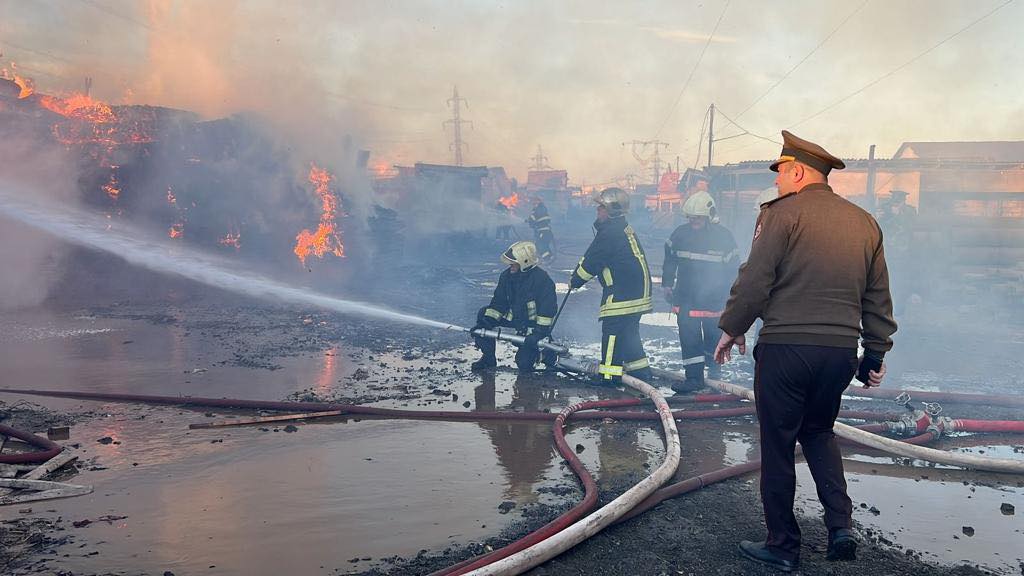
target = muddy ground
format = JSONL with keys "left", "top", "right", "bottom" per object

{"left": 2, "top": 242, "right": 1024, "bottom": 575}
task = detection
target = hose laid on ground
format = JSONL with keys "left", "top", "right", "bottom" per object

{"left": 458, "top": 357, "right": 680, "bottom": 576}
{"left": 430, "top": 397, "right": 639, "bottom": 576}
{"left": 846, "top": 386, "right": 1024, "bottom": 408}
{"left": 941, "top": 419, "right": 1024, "bottom": 433}
{"left": 617, "top": 428, "right": 940, "bottom": 523}
{"left": 0, "top": 424, "right": 62, "bottom": 464}
{"left": 704, "top": 378, "right": 1024, "bottom": 474}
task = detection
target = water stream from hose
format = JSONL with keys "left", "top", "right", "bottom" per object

{"left": 0, "top": 193, "right": 463, "bottom": 331}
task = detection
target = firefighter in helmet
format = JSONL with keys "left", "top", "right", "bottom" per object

{"left": 662, "top": 189, "right": 739, "bottom": 391}
{"left": 527, "top": 195, "right": 555, "bottom": 263}
{"left": 569, "top": 187, "right": 654, "bottom": 383}
{"left": 471, "top": 241, "right": 558, "bottom": 372}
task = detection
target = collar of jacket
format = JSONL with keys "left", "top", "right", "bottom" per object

{"left": 593, "top": 214, "right": 627, "bottom": 233}
{"left": 796, "top": 182, "right": 833, "bottom": 195}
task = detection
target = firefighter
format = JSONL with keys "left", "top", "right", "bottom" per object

{"left": 662, "top": 190, "right": 739, "bottom": 391}
{"left": 471, "top": 241, "right": 558, "bottom": 372}
{"left": 876, "top": 190, "right": 917, "bottom": 314}
{"left": 569, "top": 187, "right": 654, "bottom": 383}
{"left": 527, "top": 195, "right": 555, "bottom": 262}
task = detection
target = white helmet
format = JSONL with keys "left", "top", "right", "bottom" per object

{"left": 683, "top": 190, "right": 716, "bottom": 219}
{"left": 501, "top": 241, "right": 539, "bottom": 270}
{"left": 755, "top": 187, "right": 777, "bottom": 209}
{"left": 594, "top": 187, "right": 630, "bottom": 217}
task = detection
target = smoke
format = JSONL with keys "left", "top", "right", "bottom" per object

{"left": 0, "top": 124, "right": 78, "bottom": 309}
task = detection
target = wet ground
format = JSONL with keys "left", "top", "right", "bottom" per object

{"left": 2, "top": 249, "right": 1024, "bottom": 575}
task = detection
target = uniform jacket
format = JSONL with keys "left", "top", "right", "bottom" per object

{"left": 482, "top": 266, "right": 557, "bottom": 336}
{"left": 527, "top": 202, "right": 552, "bottom": 234}
{"left": 718, "top": 183, "right": 896, "bottom": 353}
{"left": 570, "top": 215, "right": 653, "bottom": 319}
{"left": 662, "top": 222, "right": 739, "bottom": 313}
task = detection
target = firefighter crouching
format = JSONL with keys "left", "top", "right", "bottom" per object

{"left": 662, "top": 190, "right": 739, "bottom": 391}
{"left": 527, "top": 195, "right": 555, "bottom": 262}
{"left": 569, "top": 187, "right": 654, "bottom": 383}
{"left": 472, "top": 241, "right": 558, "bottom": 372}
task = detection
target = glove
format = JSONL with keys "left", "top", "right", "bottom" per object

{"left": 856, "top": 350, "right": 884, "bottom": 385}
{"left": 569, "top": 272, "right": 586, "bottom": 290}
{"left": 522, "top": 333, "right": 544, "bottom": 349}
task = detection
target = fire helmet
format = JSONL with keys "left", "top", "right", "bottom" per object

{"left": 594, "top": 187, "right": 630, "bottom": 217}
{"left": 501, "top": 241, "right": 539, "bottom": 270}
{"left": 683, "top": 190, "right": 716, "bottom": 220}
{"left": 755, "top": 187, "right": 778, "bottom": 208}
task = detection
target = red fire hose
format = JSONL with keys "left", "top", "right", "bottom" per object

{"left": 429, "top": 397, "right": 639, "bottom": 576}
{"left": 943, "top": 419, "right": 1024, "bottom": 433}
{"left": 0, "top": 424, "right": 62, "bottom": 464}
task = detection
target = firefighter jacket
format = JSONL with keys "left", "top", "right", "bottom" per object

{"left": 527, "top": 202, "right": 552, "bottom": 234}
{"left": 570, "top": 215, "right": 653, "bottom": 319}
{"left": 662, "top": 222, "right": 739, "bottom": 314}
{"left": 719, "top": 183, "right": 896, "bottom": 354}
{"left": 482, "top": 266, "right": 557, "bottom": 336}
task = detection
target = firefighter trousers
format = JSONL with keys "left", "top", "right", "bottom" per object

{"left": 599, "top": 314, "right": 651, "bottom": 382}
{"left": 474, "top": 308, "right": 553, "bottom": 372}
{"left": 676, "top": 313, "right": 720, "bottom": 384}
{"left": 534, "top": 230, "right": 554, "bottom": 262}
{"left": 753, "top": 342, "right": 857, "bottom": 562}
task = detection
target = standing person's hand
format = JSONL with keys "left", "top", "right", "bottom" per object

{"left": 857, "top": 358, "right": 886, "bottom": 388}
{"left": 856, "top": 352, "right": 886, "bottom": 388}
{"left": 714, "top": 332, "right": 746, "bottom": 364}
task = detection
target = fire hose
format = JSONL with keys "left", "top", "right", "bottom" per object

{"left": 0, "top": 424, "right": 63, "bottom": 464}
{"left": 701, "top": 377, "right": 1024, "bottom": 474}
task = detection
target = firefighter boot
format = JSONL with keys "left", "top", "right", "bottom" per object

{"left": 471, "top": 354, "right": 498, "bottom": 371}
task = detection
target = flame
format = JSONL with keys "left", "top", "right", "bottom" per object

{"left": 293, "top": 163, "right": 345, "bottom": 266}
{"left": 1, "top": 62, "right": 34, "bottom": 99}
{"left": 39, "top": 93, "right": 116, "bottom": 123}
{"left": 102, "top": 174, "right": 120, "bottom": 201}
{"left": 218, "top": 230, "right": 241, "bottom": 249}
{"left": 498, "top": 193, "right": 519, "bottom": 209}
{"left": 168, "top": 222, "right": 184, "bottom": 239}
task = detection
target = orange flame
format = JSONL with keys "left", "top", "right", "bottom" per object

{"left": 294, "top": 163, "right": 345, "bottom": 266}
{"left": 498, "top": 193, "right": 519, "bottom": 209}
{"left": 102, "top": 174, "right": 120, "bottom": 201}
{"left": 1, "top": 63, "right": 34, "bottom": 99}
{"left": 39, "top": 93, "right": 116, "bottom": 123}
{"left": 168, "top": 222, "right": 184, "bottom": 239}
{"left": 218, "top": 230, "right": 241, "bottom": 249}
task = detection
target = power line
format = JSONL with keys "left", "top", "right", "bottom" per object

{"left": 736, "top": 0, "right": 870, "bottom": 119}
{"left": 653, "top": 0, "right": 731, "bottom": 138}
{"left": 714, "top": 107, "right": 782, "bottom": 145}
{"left": 790, "top": 0, "right": 1015, "bottom": 129}
{"left": 325, "top": 91, "right": 433, "bottom": 113}
{"left": 74, "top": 0, "right": 155, "bottom": 31}
{"left": 0, "top": 39, "right": 76, "bottom": 65}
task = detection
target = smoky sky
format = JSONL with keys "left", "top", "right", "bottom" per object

{"left": 1, "top": 0, "right": 1022, "bottom": 184}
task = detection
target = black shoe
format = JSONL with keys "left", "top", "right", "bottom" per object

{"left": 471, "top": 357, "right": 497, "bottom": 371}
{"left": 671, "top": 378, "right": 704, "bottom": 394}
{"left": 827, "top": 528, "right": 858, "bottom": 561}
{"left": 738, "top": 540, "right": 797, "bottom": 573}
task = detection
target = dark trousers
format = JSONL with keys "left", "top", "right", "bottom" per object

{"left": 599, "top": 315, "right": 651, "bottom": 382}
{"left": 535, "top": 230, "right": 554, "bottom": 261}
{"left": 676, "top": 313, "right": 720, "bottom": 383}
{"left": 753, "top": 343, "right": 857, "bottom": 561}
{"left": 474, "top": 308, "right": 548, "bottom": 372}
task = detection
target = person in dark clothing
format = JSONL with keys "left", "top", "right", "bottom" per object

{"left": 527, "top": 196, "right": 555, "bottom": 263}
{"left": 715, "top": 130, "right": 896, "bottom": 572}
{"left": 662, "top": 190, "right": 739, "bottom": 392}
{"left": 472, "top": 241, "right": 557, "bottom": 372}
{"left": 569, "top": 187, "right": 653, "bottom": 383}
{"left": 495, "top": 200, "right": 514, "bottom": 241}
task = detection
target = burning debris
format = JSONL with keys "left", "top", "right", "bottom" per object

{"left": 293, "top": 163, "right": 346, "bottom": 266}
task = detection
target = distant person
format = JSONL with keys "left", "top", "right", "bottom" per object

{"left": 569, "top": 187, "right": 653, "bottom": 384}
{"left": 714, "top": 130, "right": 897, "bottom": 572}
{"left": 527, "top": 195, "right": 555, "bottom": 263}
{"left": 876, "top": 190, "right": 917, "bottom": 313}
{"left": 471, "top": 241, "right": 557, "bottom": 372}
{"left": 662, "top": 189, "right": 738, "bottom": 392}
{"left": 495, "top": 200, "right": 514, "bottom": 241}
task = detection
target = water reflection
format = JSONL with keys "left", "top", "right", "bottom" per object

{"left": 474, "top": 372, "right": 556, "bottom": 502}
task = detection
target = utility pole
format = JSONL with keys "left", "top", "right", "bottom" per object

{"left": 443, "top": 85, "right": 471, "bottom": 166}
{"left": 865, "top": 144, "right": 877, "bottom": 212}
{"left": 530, "top": 145, "right": 551, "bottom": 170}
{"left": 623, "top": 140, "right": 670, "bottom": 184}
{"left": 707, "top": 103, "right": 715, "bottom": 169}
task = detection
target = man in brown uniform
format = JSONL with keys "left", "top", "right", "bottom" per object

{"left": 714, "top": 130, "right": 897, "bottom": 572}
